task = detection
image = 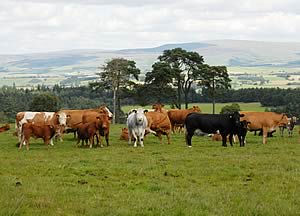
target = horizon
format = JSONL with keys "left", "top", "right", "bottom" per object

{"left": 1, "top": 39, "right": 300, "bottom": 56}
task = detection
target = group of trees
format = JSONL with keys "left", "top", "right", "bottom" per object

{"left": 91, "top": 48, "right": 231, "bottom": 121}
{"left": 1, "top": 47, "right": 300, "bottom": 123}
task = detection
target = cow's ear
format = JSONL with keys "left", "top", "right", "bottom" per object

{"left": 240, "top": 114, "right": 245, "bottom": 117}
{"left": 66, "top": 114, "right": 71, "bottom": 118}
{"left": 144, "top": 109, "right": 148, "bottom": 113}
{"left": 96, "top": 116, "right": 100, "bottom": 119}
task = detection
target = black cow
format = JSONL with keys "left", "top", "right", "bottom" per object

{"left": 236, "top": 120, "right": 250, "bottom": 147}
{"left": 185, "top": 112, "right": 244, "bottom": 147}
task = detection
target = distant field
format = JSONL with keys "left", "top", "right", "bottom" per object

{"left": 1, "top": 124, "right": 300, "bottom": 215}
{"left": 122, "top": 102, "right": 265, "bottom": 114}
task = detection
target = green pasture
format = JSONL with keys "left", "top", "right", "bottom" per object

{"left": 1, "top": 124, "right": 300, "bottom": 215}
{"left": 122, "top": 102, "right": 265, "bottom": 114}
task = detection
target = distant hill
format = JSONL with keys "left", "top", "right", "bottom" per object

{"left": 1, "top": 40, "right": 300, "bottom": 88}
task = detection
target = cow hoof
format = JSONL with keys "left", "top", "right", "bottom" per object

{"left": 187, "top": 146, "right": 192, "bottom": 148}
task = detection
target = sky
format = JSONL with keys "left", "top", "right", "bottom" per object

{"left": 0, "top": 0, "right": 300, "bottom": 54}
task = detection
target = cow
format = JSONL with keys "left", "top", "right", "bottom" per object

{"left": 127, "top": 108, "right": 149, "bottom": 147}
{"left": 185, "top": 112, "right": 244, "bottom": 147}
{"left": 120, "top": 128, "right": 130, "bottom": 141}
{"left": 145, "top": 110, "right": 171, "bottom": 144}
{"left": 236, "top": 120, "right": 250, "bottom": 147}
{"left": 0, "top": 124, "right": 10, "bottom": 133}
{"left": 15, "top": 112, "right": 63, "bottom": 145}
{"left": 82, "top": 111, "right": 110, "bottom": 147}
{"left": 287, "top": 116, "right": 297, "bottom": 137}
{"left": 167, "top": 106, "right": 201, "bottom": 133}
{"left": 76, "top": 116, "right": 104, "bottom": 148}
{"left": 20, "top": 123, "right": 57, "bottom": 150}
{"left": 240, "top": 111, "right": 289, "bottom": 144}
{"left": 57, "top": 106, "right": 111, "bottom": 140}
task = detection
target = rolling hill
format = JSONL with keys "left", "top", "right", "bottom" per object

{"left": 0, "top": 40, "right": 300, "bottom": 88}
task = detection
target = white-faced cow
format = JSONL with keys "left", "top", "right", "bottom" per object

{"left": 127, "top": 108, "right": 149, "bottom": 147}
{"left": 185, "top": 112, "right": 244, "bottom": 147}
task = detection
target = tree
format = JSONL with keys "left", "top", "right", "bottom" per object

{"left": 220, "top": 103, "right": 241, "bottom": 114}
{"left": 158, "top": 48, "right": 205, "bottom": 109}
{"left": 144, "top": 62, "right": 176, "bottom": 104}
{"left": 199, "top": 65, "right": 231, "bottom": 114}
{"left": 29, "top": 93, "right": 59, "bottom": 112}
{"left": 90, "top": 58, "right": 140, "bottom": 124}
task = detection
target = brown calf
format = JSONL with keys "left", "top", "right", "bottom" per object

{"left": 20, "top": 123, "right": 57, "bottom": 150}
{"left": 0, "top": 124, "right": 10, "bottom": 133}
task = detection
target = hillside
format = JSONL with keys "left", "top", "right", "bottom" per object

{"left": 0, "top": 40, "right": 300, "bottom": 88}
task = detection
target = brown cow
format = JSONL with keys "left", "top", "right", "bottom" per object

{"left": 120, "top": 128, "right": 129, "bottom": 141}
{"left": 20, "top": 123, "right": 57, "bottom": 150}
{"left": 76, "top": 116, "right": 104, "bottom": 148}
{"left": 58, "top": 106, "right": 111, "bottom": 140}
{"left": 82, "top": 111, "right": 110, "bottom": 147}
{"left": 145, "top": 110, "right": 171, "bottom": 144}
{"left": 167, "top": 106, "right": 201, "bottom": 133}
{"left": 16, "top": 112, "right": 62, "bottom": 145}
{"left": 241, "top": 111, "right": 289, "bottom": 144}
{"left": 0, "top": 124, "right": 10, "bottom": 133}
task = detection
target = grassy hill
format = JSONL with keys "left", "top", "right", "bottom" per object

{"left": 0, "top": 40, "right": 300, "bottom": 88}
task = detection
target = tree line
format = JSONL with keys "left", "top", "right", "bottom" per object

{"left": 0, "top": 47, "right": 299, "bottom": 123}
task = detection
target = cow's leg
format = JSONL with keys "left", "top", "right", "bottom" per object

{"left": 105, "top": 132, "right": 109, "bottom": 147}
{"left": 228, "top": 134, "right": 233, "bottom": 146}
{"left": 49, "top": 138, "right": 54, "bottom": 146}
{"left": 166, "top": 133, "right": 171, "bottom": 145}
{"left": 89, "top": 136, "right": 94, "bottom": 148}
{"left": 76, "top": 137, "right": 80, "bottom": 147}
{"left": 140, "top": 130, "right": 146, "bottom": 147}
{"left": 132, "top": 131, "right": 138, "bottom": 147}
{"left": 262, "top": 127, "right": 268, "bottom": 144}
{"left": 185, "top": 129, "right": 194, "bottom": 147}
{"left": 128, "top": 129, "right": 132, "bottom": 145}
{"left": 221, "top": 134, "right": 227, "bottom": 147}
{"left": 157, "top": 133, "right": 163, "bottom": 144}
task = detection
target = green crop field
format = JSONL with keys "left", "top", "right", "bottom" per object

{"left": 1, "top": 123, "right": 300, "bottom": 215}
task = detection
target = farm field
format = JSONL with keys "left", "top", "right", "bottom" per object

{"left": 122, "top": 102, "right": 265, "bottom": 114}
{"left": 1, "top": 124, "right": 300, "bottom": 215}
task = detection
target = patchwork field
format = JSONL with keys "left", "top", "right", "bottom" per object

{"left": 1, "top": 123, "right": 300, "bottom": 215}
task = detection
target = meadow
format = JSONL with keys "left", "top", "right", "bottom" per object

{"left": 1, "top": 121, "right": 300, "bottom": 215}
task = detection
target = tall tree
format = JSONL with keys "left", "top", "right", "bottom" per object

{"left": 90, "top": 58, "right": 140, "bottom": 123}
{"left": 158, "top": 48, "right": 204, "bottom": 109}
{"left": 144, "top": 62, "right": 176, "bottom": 104}
{"left": 199, "top": 65, "right": 231, "bottom": 114}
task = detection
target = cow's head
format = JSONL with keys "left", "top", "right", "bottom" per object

{"left": 135, "top": 108, "right": 146, "bottom": 124}
{"left": 280, "top": 113, "right": 289, "bottom": 126}
{"left": 56, "top": 112, "right": 67, "bottom": 127}
{"left": 192, "top": 106, "right": 201, "bottom": 112}
{"left": 229, "top": 112, "right": 244, "bottom": 127}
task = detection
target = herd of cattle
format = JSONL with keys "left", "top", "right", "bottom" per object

{"left": 0, "top": 104, "right": 297, "bottom": 150}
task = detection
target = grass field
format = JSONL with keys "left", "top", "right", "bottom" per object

{"left": 122, "top": 102, "right": 265, "bottom": 114}
{"left": 1, "top": 123, "right": 300, "bottom": 215}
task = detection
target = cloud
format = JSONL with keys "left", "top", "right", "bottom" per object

{"left": 0, "top": 0, "right": 299, "bottom": 54}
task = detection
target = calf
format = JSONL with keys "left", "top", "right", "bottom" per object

{"left": 76, "top": 121, "right": 101, "bottom": 148}
{"left": 185, "top": 112, "right": 244, "bottom": 147}
{"left": 236, "top": 120, "right": 249, "bottom": 147}
{"left": 0, "top": 124, "right": 10, "bottom": 133}
{"left": 20, "top": 123, "right": 57, "bottom": 150}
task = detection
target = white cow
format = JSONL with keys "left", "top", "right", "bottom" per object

{"left": 127, "top": 108, "right": 149, "bottom": 147}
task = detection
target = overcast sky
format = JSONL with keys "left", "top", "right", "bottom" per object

{"left": 0, "top": 0, "right": 300, "bottom": 54}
